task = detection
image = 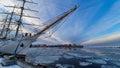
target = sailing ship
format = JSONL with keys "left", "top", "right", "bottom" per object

{"left": 0, "top": 0, "right": 78, "bottom": 67}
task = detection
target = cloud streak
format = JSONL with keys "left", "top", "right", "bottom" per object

{"left": 76, "top": 0, "right": 120, "bottom": 44}
{"left": 81, "top": 32, "right": 120, "bottom": 45}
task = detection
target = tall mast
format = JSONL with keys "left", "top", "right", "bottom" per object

{"left": 15, "top": 0, "right": 26, "bottom": 37}
{"left": 0, "top": 14, "right": 9, "bottom": 36}
{"left": 2, "top": 0, "right": 39, "bottom": 37}
{"left": 14, "top": 0, "right": 39, "bottom": 37}
{"left": 5, "top": 6, "right": 15, "bottom": 38}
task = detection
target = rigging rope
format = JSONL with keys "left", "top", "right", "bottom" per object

{"left": 43, "top": 14, "right": 70, "bottom": 40}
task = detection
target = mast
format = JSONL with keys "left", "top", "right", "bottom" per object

{"left": 14, "top": 0, "right": 39, "bottom": 37}
{"left": 1, "top": 0, "right": 39, "bottom": 38}
{"left": 15, "top": 0, "right": 26, "bottom": 37}
{"left": 33, "top": 5, "right": 78, "bottom": 39}
{"left": 0, "top": 14, "right": 9, "bottom": 36}
{"left": 5, "top": 6, "right": 16, "bottom": 38}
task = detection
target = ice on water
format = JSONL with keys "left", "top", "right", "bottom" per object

{"left": 79, "top": 62, "right": 92, "bottom": 66}
{"left": 25, "top": 48, "right": 70, "bottom": 65}
{"left": 24, "top": 47, "right": 120, "bottom": 67}
{"left": 0, "top": 47, "right": 120, "bottom": 68}
{"left": 56, "top": 64, "right": 74, "bottom": 68}
{"left": 86, "top": 59, "right": 107, "bottom": 64}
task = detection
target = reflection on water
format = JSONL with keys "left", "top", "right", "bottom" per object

{"left": 26, "top": 47, "right": 120, "bottom": 68}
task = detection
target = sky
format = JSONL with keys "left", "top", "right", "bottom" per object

{"left": 0, "top": 0, "right": 120, "bottom": 46}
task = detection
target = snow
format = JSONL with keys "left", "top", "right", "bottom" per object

{"left": 0, "top": 65, "right": 21, "bottom": 68}
{"left": 0, "top": 58, "right": 21, "bottom": 68}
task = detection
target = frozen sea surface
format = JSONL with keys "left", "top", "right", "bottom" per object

{"left": 0, "top": 47, "right": 120, "bottom": 68}
{"left": 23, "top": 48, "right": 120, "bottom": 68}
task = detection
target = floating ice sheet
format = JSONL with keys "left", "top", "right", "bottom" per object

{"left": 56, "top": 64, "right": 74, "bottom": 68}
{"left": 79, "top": 62, "right": 92, "bottom": 66}
{"left": 86, "top": 59, "right": 107, "bottom": 64}
{"left": 101, "top": 65, "right": 119, "bottom": 68}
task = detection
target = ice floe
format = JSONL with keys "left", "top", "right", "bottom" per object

{"left": 79, "top": 62, "right": 92, "bottom": 66}
{"left": 63, "top": 54, "right": 74, "bottom": 59}
{"left": 101, "top": 65, "right": 119, "bottom": 68}
{"left": 26, "top": 56, "right": 61, "bottom": 65}
{"left": 25, "top": 48, "right": 69, "bottom": 57}
{"left": 56, "top": 64, "right": 74, "bottom": 68}
{"left": 86, "top": 59, "right": 107, "bottom": 64}
{"left": 67, "top": 53, "right": 92, "bottom": 58}
{"left": 110, "top": 61, "right": 120, "bottom": 66}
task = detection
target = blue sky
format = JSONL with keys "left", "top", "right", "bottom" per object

{"left": 1, "top": 0, "right": 120, "bottom": 45}
{"left": 52, "top": 0, "right": 120, "bottom": 45}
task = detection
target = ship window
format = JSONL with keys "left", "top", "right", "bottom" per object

{"left": 20, "top": 43, "right": 24, "bottom": 47}
{"left": 25, "top": 33, "right": 28, "bottom": 36}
